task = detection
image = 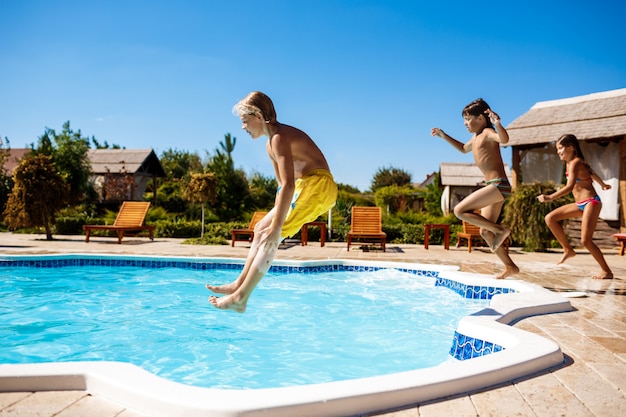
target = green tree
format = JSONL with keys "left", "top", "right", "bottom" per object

{"left": 91, "top": 137, "right": 122, "bottom": 149}
{"left": 160, "top": 148, "right": 203, "bottom": 180}
{"left": 337, "top": 183, "right": 361, "bottom": 194}
{"left": 183, "top": 172, "right": 217, "bottom": 237}
{"left": 3, "top": 154, "right": 69, "bottom": 240}
{"left": 371, "top": 166, "right": 412, "bottom": 192}
{"left": 374, "top": 184, "right": 422, "bottom": 213}
{"left": 206, "top": 133, "right": 250, "bottom": 221}
{"left": 248, "top": 171, "right": 277, "bottom": 211}
{"left": 423, "top": 172, "right": 443, "bottom": 216}
{"left": 31, "top": 121, "right": 93, "bottom": 205}
{"left": 0, "top": 136, "right": 14, "bottom": 214}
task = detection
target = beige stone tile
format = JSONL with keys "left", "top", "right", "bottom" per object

{"left": 589, "top": 336, "right": 626, "bottom": 354}
{"left": 559, "top": 337, "right": 622, "bottom": 364}
{"left": 0, "top": 392, "right": 32, "bottom": 410}
{"left": 470, "top": 383, "right": 535, "bottom": 417}
{"left": 0, "top": 391, "right": 85, "bottom": 417}
{"left": 55, "top": 394, "right": 125, "bottom": 417}
{"left": 552, "top": 363, "right": 626, "bottom": 416}
{"left": 514, "top": 372, "right": 592, "bottom": 417}
{"left": 587, "top": 362, "right": 626, "bottom": 392}
{"left": 418, "top": 395, "right": 477, "bottom": 417}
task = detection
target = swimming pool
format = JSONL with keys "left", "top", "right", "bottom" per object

{"left": 1, "top": 261, "right": 490, "bottom": 389}
{"left": 0, "top": 255, "right": 572, "bottom": 417}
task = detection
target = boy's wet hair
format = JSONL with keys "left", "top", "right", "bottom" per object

{"left": 462, "top": 98, "right": 494, "bottom": 129}
{"left": 233, "top": 91, "right": 277, "bottom": 123}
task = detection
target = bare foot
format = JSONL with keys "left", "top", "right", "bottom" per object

{"left": 490, "top": 227, "right": 510, "bottom": 252}
{"left": 208, "top": 294, "right": 247, "bottom": 313}
{"left": 206, "top": 282, "right": 238, "bottom": 294}
{"left": 496, "top": 264, "right": 519, "bottom": 279}
{"left": 557, "top": 249, "right": 576, "bottom": 265}
{"left": 592, "top": 271, "right": 614, "bottom": 280}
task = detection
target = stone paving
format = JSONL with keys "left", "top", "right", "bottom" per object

{"left": 0, "top": 232, "right": 625, "bottom": 417}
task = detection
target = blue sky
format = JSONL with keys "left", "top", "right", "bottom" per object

{"left": 1, "top": 0, "right": 624, "bottom": 191}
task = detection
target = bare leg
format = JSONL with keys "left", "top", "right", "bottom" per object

{"left": 580, "top": 203, "right": 613, "bottom": 280}
{"left": 544, "top": 203, "right": 580, "bottom": 265}
{"left": 206, "top": 210, "right": 276, "bottom": 295}
{"left": 206, "top": 238, "right": 260, "bottom": 294}
{"left": 481, "top": 228, "right": 519, "bottom": 279}
{"left": 209, "top": 238, "right": 280, "bottom": 312}
{"left": 454, "top": 186, "right": 510, "bottom": 252}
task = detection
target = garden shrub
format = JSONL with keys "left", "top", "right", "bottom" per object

{"left": 502, "top": 182, "right": 571, "bottom": 252}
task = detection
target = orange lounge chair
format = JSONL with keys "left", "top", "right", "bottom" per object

{"left": 456, "top": 220, "right": 482, "bottom": 252}
{"left": 457, "top": 219, "right": 509, "bottom": 252}
{"left": 231, "top": 211, "right": 268, "bottom": 247}
{"left": 83, "top": 201, "right": 154, "bottom": 244}
{"left": 347, "top": 206, "right": 386, "bottom": 251}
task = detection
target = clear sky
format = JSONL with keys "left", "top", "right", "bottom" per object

{"left": 1, "top": 0, "right": 625, "bottom": 191}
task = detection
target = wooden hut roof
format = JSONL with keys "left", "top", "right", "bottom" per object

{"left": 87, "top": 149, "right": 166, "bottom": 177}
{"left": 440, "top": 162, "right": 512, "bottom": 187}
{"left": 505, "top": 88, "right": 626, "bottom": 147}
{"left": 2, "top": 148, "right": 30, "bottom": 175}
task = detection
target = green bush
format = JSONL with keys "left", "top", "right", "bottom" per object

{"left": 184, "top": 235, "right": 229, "bottom": 245}
{"left": 55, "top": 215, "right": 98, "bottom": 235}
{"left": 155, "top": 218, "right": 202, "bottom": 238}
{"left": 54, "top": 205, "right": 100, "bottom": 235}
{"left": 503, "top": 182, "right": 572, "bottom": 252}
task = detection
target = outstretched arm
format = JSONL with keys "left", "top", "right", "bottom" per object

{"left": 591, "top": 172, "right": 611, "bottom": 190}
{"left": 430, "top": 128, "right": 470, "bottom": 153}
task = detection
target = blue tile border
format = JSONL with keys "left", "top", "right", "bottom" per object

{"left": 0, "top": 255, "right": 513, "bottom": 300}
{"left": 435, "top": 276, "right": 514, "bottom": 299}
{"left": 449, "top": 330, "right": 505, "bottom": 360}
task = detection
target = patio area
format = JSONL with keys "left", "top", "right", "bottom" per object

{"left": 1, "top": 232, "right": 625, "bottom": 417}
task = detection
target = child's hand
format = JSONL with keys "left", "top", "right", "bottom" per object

{"left": 537, "top": 194, "right": 549, "bottom": 203}
{"left": 485, "top": 109, "right": 501, "bottom": 125}
{"left": 431, "top": 127, "right": 444, "bottom": 138}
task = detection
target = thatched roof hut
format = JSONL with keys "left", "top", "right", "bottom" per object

{"left": 504, "top": 88, "right": 626, "bottom": 238}
{"left": 505, "top": 88, "right": 626, "bottom": 146}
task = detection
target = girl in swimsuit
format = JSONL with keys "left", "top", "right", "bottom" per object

{"left": 537, "top": 134, "right": 613, "bottom": 279}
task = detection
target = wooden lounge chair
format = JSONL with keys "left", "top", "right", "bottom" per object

{"left": 231, "top": 211, "right": 268, "bottom": 247}
{"left": 456, "top": 220, "right": 482, "bottom": 252}
{"left": 347, "top": 206, "right": 386, "bottom": 251}
{"left": 83, "top": 201, "right": 155, "bottom": 244}
{"left": 457, "top": 219, "right": 510, "bottom": 252}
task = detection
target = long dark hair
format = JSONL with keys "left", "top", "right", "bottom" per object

{"left": 557, "top": 134, "right": 596, "bottom": 176}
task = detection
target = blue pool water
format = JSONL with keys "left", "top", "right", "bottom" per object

{"left": 0, "top": 261, "right": 489, "bottom": 389}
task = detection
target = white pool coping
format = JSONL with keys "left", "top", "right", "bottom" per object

{"left": 0, "top": 256, "right": 572, "bottom": 417}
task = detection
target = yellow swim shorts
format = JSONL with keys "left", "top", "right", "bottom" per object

{"left": 281, "top": 169, "right": 338, "bottom": 238}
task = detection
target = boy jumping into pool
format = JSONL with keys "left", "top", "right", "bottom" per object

{"left": 206, "top": 91, "right": 338, "bottom": 312}
{"left": 430, "top": 98, "right": 519, "bottom": 279}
